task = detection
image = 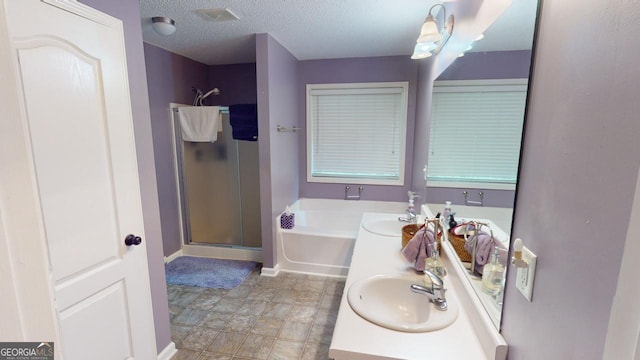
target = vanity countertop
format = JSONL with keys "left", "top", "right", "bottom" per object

{"left": 329, "top": 212, "right": 494, "bottom": 360}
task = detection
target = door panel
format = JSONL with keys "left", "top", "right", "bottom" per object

{"left": 18, "top": 42, "right": 120, "bottom": 282}
{"left": 58, "top": 281, "right": 132, "bottom": 359}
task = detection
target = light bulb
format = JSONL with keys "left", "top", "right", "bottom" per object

{"left": 513, "top": 238, "right": 523, "bottom": 260}
{"left": 416, "top": 15, "right": 442, "bottom": 44}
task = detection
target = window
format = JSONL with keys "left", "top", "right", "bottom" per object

{"left": 306, "top": 82, "right": 408, "bottom": 185}
{"left": 427, "top": 79, "right": 527, "bottom": 190}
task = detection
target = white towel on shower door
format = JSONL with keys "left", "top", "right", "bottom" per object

{"left": 178, "top": 106, "right": 220, "bottom": 142}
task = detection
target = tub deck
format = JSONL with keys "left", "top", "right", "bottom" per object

{"left": 274, "top": 198, "right": 406, "bottom": 277}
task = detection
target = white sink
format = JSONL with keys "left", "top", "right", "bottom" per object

{"left": 347, "top": 274, "right": 458, "bottom": 332}
{"left": 362, "top": 219, "right": 406, "bottom": 236}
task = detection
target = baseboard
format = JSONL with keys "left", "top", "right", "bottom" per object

{"left": 157, "top": 341, "right": 177, "bottom": 360}
{"left": 182, "top": 244, "right": 262, "bottom": 262}
{"left": 277, "top": 268, "right": 347, "bottom": 279}
{"left": 164, "top": 249, "right": 183, "bottom": 264}
{"left": 260, "top": 264, "right": 280, "bottom": 277}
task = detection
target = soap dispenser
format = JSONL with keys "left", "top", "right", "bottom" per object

{"left": 405, "top": 191, "right": 418, "bottom": 223}
{"left": 482, "top": 246, "right": 505, "bottom": 296}
{"left": 424, "top": 242, "right": 446, "bottom": 278}
{"left": 443, "top": 201, "right": 452, "bottom": 223}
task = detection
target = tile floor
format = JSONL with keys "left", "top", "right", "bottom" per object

{"left": 169, "top": 266, "right": 345, "bottom": 360}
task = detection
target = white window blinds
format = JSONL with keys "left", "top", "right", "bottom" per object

{"left": 427, "top": 80, "right": 527, "bottom": 188}
{"left": 306, "top": 82, "right": 408, "bottom": 185}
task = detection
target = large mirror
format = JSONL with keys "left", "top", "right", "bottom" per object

{"left": 425, "top": 0, "right": 539, "bottom": 329}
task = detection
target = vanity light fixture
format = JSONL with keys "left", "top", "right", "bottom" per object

{"left": 411, "top": 3, "right": 454, "bottom": 59}
{"left": 152, "top": 16, "right": 176, "bottom": 36}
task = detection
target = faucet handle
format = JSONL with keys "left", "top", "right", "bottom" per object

{"left": 423, "top": 269, "right": 444, "bottom": 289}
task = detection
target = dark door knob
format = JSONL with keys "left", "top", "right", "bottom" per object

{"left": 124, "top": 234, "right": 142, "bottom": 246}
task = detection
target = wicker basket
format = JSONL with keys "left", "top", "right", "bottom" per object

{"left": 448, "top": 232, "right": 472, "bottom": 262}
{"left": 402, "top": 224, "right": 443, "bottom": 249}
{"left": 401, "top": 224, "right": 419, "bottom": 248}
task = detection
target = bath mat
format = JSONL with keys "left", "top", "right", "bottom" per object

{"left": 165, "top": 256, "right": 257, "bottom": 289}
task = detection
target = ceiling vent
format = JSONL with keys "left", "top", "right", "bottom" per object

{"left": 196, "top": 8, "right": 240, "bottom": 22}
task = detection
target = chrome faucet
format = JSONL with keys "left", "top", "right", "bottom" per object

{"left": 398, "top": 191, "right": 419, "bottom": 223}
{"left": 398, "top": 208, "right": 417, "bottom": 223}
{"left": 410, "top": 269, "right": 448, "bottom": 311}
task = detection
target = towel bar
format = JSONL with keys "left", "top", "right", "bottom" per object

{"left": 344, "top": 186, "right": 363, "bottom": 200}
{"left": 276, "top": 125, "right": 301, "bottom": 133}
{"left": 173, "top": 106, "right": 229, "bottom": 114}
{"left": 463, "top": 191, "right": 484, "bottom": 206}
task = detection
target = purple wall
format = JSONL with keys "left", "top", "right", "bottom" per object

{"left": 502, "top": 0, "right": 640, "bottom": 358}
{"left": 143, "top": 43, "right": 210, "bottom": 257}
{"left": 421, "top": 50, "right": 533, "bottom": 208}
{"left": 411, "top": 60, "right": 434, "bottom": 206}
{"left": 426, "top": 188, "right": 516, "bottom": 208}
{"left": 297, "top": 57, "right": 419, "bottom": 201}
{"left": 208, "top": 63, "right": 257, "bottom": 105}
{"left": 78, "top": 0, "right": 171, "bottom": 353}
{"left": 256, "top": 34, "right": 300, "bottom": 268}
{"left": 438, "top": 50, "right": 532, "bottom": 80}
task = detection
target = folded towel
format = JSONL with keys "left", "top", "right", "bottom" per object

{"left": 178, "top": 106, "right": 220, "bottom": 142}
{"left": 229, "top": 104, "right": 257, "bottom": 123}
{"left": 464, "top": 231, "right": 508, "bottom": 274}
{"left": 466, "top": 232, "right": 495, "bottom": 265}
{"left": 231, "top": 125, "right": 258, "bottom": 141}
{"left": 401, "top": 225, "right": 436, "bottom": 271}
{"left": 229, "top": 104, "right": 258, "bottom": 141}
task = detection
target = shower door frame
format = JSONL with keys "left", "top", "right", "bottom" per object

{"left": 169, "top": 103, "right": 262, "bottom": 262}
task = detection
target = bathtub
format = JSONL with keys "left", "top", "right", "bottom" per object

{"left": 275, "top": 198, "right": 406, "bottom": 277}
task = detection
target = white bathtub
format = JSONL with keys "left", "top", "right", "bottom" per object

{"left": 275, "top": 198, "right": 406, "bottom": 277}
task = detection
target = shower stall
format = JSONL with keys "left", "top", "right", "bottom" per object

{"left": 171, "top": 104, "right": 262, "bottom": 261}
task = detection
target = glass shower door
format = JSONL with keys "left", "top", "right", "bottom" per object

{"left": 175, "top": 112, "right": 261, "bottom": 248}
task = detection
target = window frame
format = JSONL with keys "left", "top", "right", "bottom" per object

{"left": 426, "top": 79, "right": 528, "bottom": 191}
{"left": 306, "top": 82, "right": 409, "bottom": 186}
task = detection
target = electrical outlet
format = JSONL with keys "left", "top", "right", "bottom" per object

{"left": 515, "top": 246, "right": 537, "bottom": 301}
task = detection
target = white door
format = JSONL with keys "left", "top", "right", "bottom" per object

{"left": 1, "top": 1, "right": 156, "bottom": 359}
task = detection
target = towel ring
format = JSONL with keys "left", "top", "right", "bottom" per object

{"left": 423, "top": 218, "right": 443, "bottom": 249}
{"left": 462, "top": 221, "right": 493, "bottom": 276}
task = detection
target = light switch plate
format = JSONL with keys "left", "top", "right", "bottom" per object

{"left": 515, "top": 246, "right": 537, "bottom": 301}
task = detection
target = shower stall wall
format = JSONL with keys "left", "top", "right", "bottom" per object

{"left": 171, "top": 104, "right": 262, "bottom": 259}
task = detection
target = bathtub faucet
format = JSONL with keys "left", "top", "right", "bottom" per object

{"left": 344, "top": 186, "right": 363, "bottom": 200}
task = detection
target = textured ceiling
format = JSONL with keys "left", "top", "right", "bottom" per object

{"left": 140, "top": 0, "right": 538, "bottom": 66}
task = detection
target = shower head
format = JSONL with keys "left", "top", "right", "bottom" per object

{"left": 202, "top": 88, "right": 220, "bottom": 99}
{"left": 192, "top": 87, "right": 221, "bottom": 106}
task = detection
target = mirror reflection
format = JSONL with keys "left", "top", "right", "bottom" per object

{"left": 425, "top": 0, "right": 539, "bottom": 329}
